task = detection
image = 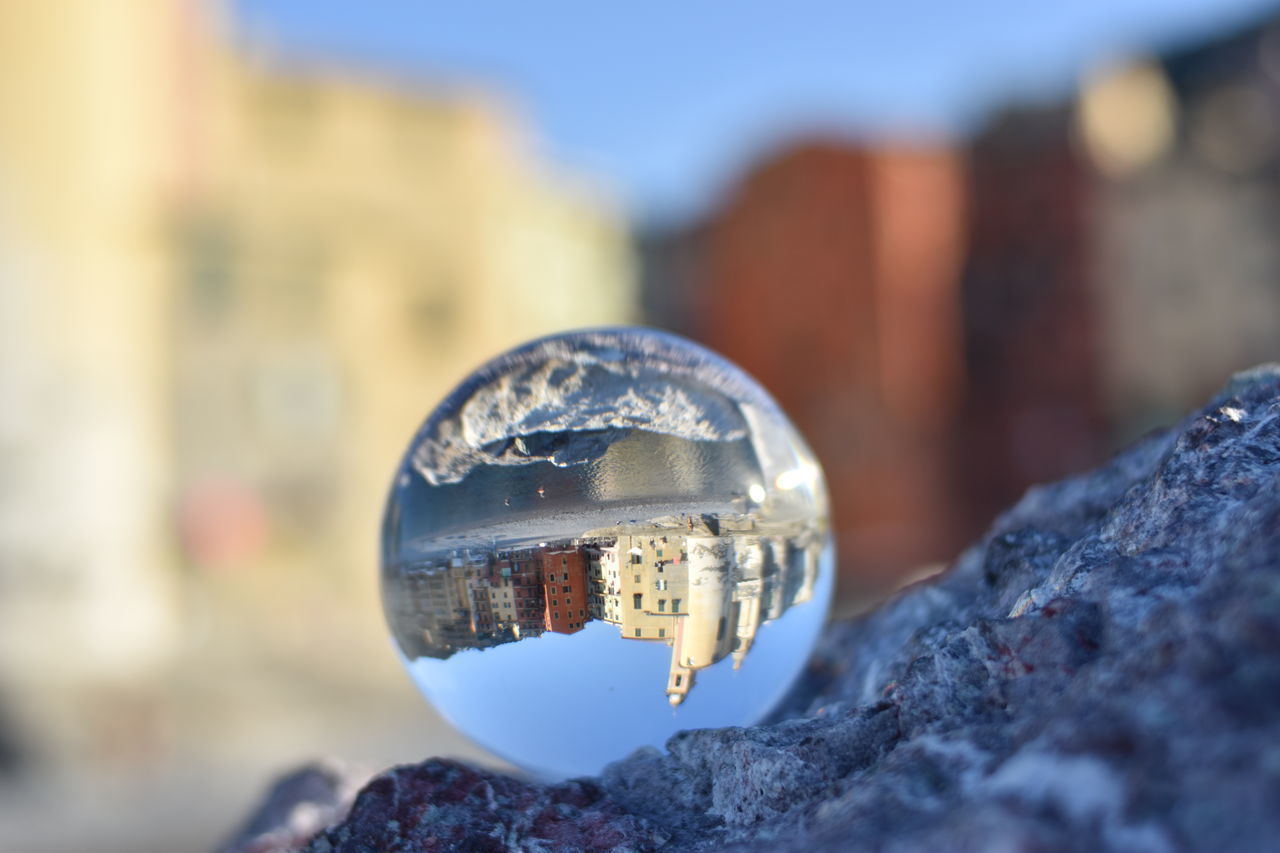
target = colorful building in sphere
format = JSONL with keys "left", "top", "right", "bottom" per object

{"left": 538, "top": 544, "right": 589, "bottom": 633}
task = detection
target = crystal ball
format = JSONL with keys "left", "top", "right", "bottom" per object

{"left": 381, "top": 328, "right": 833, "bottom": 778}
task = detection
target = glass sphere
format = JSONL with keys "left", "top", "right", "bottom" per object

{"left": 381, "top": 328, "right": 833, "bottom": 779}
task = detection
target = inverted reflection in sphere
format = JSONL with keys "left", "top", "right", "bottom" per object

{"left": 381, "top": 328, "right": 833, "bottom": 778}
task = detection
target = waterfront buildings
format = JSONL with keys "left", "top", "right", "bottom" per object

{"left": 383, "top": 518, "right": 822, "bottom": 703}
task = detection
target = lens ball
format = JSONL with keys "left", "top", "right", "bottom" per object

{"left": 382, "top": 328, "right": 833, "bottom": 778}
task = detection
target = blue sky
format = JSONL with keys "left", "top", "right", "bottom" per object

{"left": 235, "top": 0, "right": 1278, "bottom": 221}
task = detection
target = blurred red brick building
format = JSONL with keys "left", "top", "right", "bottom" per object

{"left": 642, "top": 135, "right": 1104, "bottom": 594}
{"left": 646, "top": 142, "right": 971, "bottom": 591}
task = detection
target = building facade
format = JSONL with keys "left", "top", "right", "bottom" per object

{"left": 0, "top": 0, "right": 634, "bottom": 773}
{"left": 642, "top": 142, "right": 970, "bottom": 588}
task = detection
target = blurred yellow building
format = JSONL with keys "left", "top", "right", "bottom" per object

{"left": 0, "top": 2, "right": 632, "bottom": 844}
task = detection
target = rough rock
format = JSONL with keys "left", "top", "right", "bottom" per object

{"left": 229, "top": 366, "right": 1280, "bottom": 852}
{"left": 218, "top": 762, "right": 365, "bottom": 853}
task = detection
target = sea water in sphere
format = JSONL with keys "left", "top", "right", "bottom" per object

{"left": 381, "top": 328, "right": 833, "bottom": 778}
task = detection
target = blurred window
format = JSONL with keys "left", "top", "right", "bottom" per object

{"left": 262, "top": 242, "right": 329, "bottom": 329}
{"left": 1190, "top": 83, "right": 1279, "bottom": 174}
{"left": 184, "top": 221, "right": 235, "bottom": 324}
{"left": 409, "top": 273, "right": 459, "bottom": 348}
{"left": 250, "top": 349, "right": 342, "bottom": 442}
{"left": 254, "top": 77, "right": 322, "bottom": 155}
{"left": 388, "top": 98, "right": 450, "bottom": 165}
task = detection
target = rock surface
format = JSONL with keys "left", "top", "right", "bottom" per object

{"left": 228, "top": 366, "right": 1280, "bottom": 852}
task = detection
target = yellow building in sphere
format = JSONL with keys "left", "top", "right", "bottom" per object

{"left": 0, "top": 0, "right": 634, "bottom": 771}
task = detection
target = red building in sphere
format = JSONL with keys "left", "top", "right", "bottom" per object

{"left": 538, "top": 545, "right": 589, "bottom": 634}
